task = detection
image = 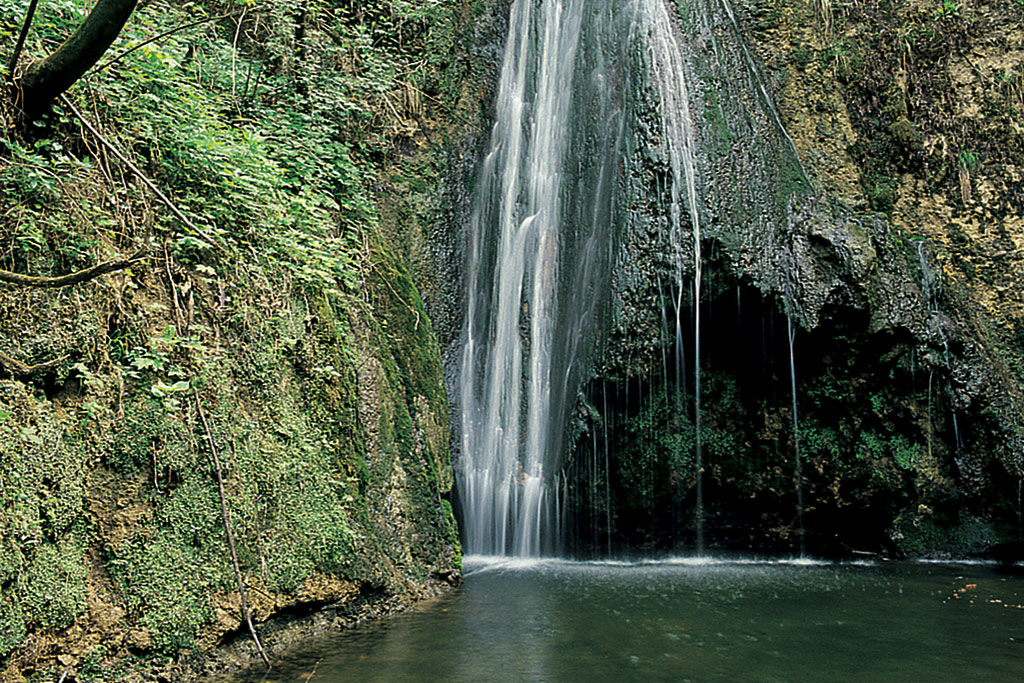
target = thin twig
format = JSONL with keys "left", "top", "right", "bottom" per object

{"left": 231, "top": 8, "right": 246, "bottom": 101}
{"left": 378, "top": 91, "right": 404, "bottom": 126}
{"left": 164, "top": 242, "right": 185, "bottom": 329}
{"left": 6, "top": 0, "right": 40, "bottom": 80}
{"left": 152, "top": 443, "right": 163, "bottom": 492}
{"left": 194, "top": 389, "right": 272, "bottom": 670}
{"left": 370, "top": 260, "right": 420, "bottom": 330}
{"left": 241, "top": 14, "right": 261, "bottom": 99}
{"left": 58, "top": 94, "right": 228, "bottom": 253}
{"left": 93, "top": 13, "right": 237, "bottom": 75}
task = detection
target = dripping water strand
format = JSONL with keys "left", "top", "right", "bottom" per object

{"left": 787, "top": 316, "right": 805, "bottom": 557}
{"left": 717, "top": 0, "right": 811, "bottom": 188}
{"left": 634, "top": 0, "right": 705, "bottom": 555}
{"left": 599, "top": 379, "right": 613, "bottom": 557}
{"left": 695, "top": 275, "right": 704, "bottom": 556}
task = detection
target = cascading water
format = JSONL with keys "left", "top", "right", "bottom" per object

{"left": 458, "top": 0, "right": 811, "bottom": 557}
{"left": 635, "top": 0, "right": 706, "bottom": 555}
{"left": 458, "top": 0, "right": 708, "bottom": 557}
{"left": 458, "top": 0, "right": 630, "bottom": 557}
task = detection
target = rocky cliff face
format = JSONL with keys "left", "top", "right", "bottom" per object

{"left": 551, "top": 0, "right": 1024, "bottom": 556}
{"left": 731, "top": 0, "right": 1023, "bottom": 551}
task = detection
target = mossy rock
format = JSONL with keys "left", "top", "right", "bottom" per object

{"left": 19, "top": 539, "right": 88, "bottom": 632}
{"left": 891, "top": 510, "right": 1001, "bottom": 557}
{"left": 888, "top": 117, "right": 921, "bottom": 152}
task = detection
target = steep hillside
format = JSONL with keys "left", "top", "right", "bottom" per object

{"left": 1, "top": 1, "right": 469, "bottom": 680}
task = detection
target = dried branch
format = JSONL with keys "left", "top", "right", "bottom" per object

{"left": 0, "top": 351, "right": 68, "bottom": 378}
{"left": 194, "top": 390, "right": 272, "bottom": 670}
{"left": 6, "top": 0, "right": 40, "bottom": 80}
{"left": 0, "top": 250, "right": 146, "bottom": 288}
{"left": 93, "top": 13, "right": 237, "bottom": 75}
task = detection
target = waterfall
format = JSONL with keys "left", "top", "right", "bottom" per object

{"left": 457, "top": 0, "right": 746, "bottom": 557}
{"left": 632, "top": 0, "right": 706, "bottom": 553}
{"left": 457, "top": 0, "right": 628, "bottom": 557}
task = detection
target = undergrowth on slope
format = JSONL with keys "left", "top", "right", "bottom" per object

{"left": 1, "top": 0, "right": 464, "bottom": 676}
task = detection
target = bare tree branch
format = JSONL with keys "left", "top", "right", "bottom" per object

{"left": 60, "top": 95, "right": 228, "bottom": 254}
{"left": 93, "top": 13, "right": 237, "bottom": 76}
{"left": 0, "top": 250, "right": 146, "bottom": 288}
{"left": 0, "top": 351, "right": 68, "bottom": 378}
{"left": 194, "top": 390, "right": 272, "bottom": 670}
{"left": 6, "top": 0, "right": 40, "bottom": 80}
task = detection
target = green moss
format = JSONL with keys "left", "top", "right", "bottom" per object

{"left": 891, "top": 433, "right": 922, "bottom": 470}
{"left": 889, "top": 117, "right": 922, "bottom": 151}
{"left": 702, "top": 86, "right": 734, "bottom": 157}
{"left": 252, "top": 440, "right": 359, "bottom": 592}
{"left": 109, "top": 531, "right": 221, "bottom": 654}
{"left": 854, "top": 429, "right": 923, "bottom": 484}
{"left": 1, "top": 0, "right": 462, "bottom": 672}
{"left": 865, "top": 174, "right": 896, "bottom": 214}
{"left": 439, "top": 499, "right": 462, "bottom": 565}
{"left": 799, "top": 418, "right": 843, "bottom": 463}
{"left": 77, "top": 646, "right": 108, "bottom": 682}
{"left": 0, "top": 533, "right": 18, "bottom": 588}
{"left": 617, "top": 387, "right": 694, "bottom": 511}
{"left": 774, "top": 153, "right": 810, "bottom": 209}
{"left": 0, "top": 595, "right": 26, "bottom": 659}
{"left": 792, "top": 47, "right": 814, "bottom": 70}
{"left": 105, "top": 397, "right": 180, "bottom": 474}
{"left": 20, "top": 539, "right": 88, "bottom": 631}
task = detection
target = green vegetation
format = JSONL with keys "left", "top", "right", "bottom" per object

{"left": 1, "top": 0, "right": 464, "bottom": 677}
{"left": 957, "top": 149, "right": 979, "bottom": 172}
{"left": 617, "top": 386, "right": 694, "bottom": 511}
{"left": 892, "top": 510, "right": 998, "bottom": 557}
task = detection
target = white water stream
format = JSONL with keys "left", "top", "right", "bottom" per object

{"left": 457, "top": 0, "right": 720, "bottom": 557}
{"left": 458, "top": 0, "right": 597, "bottom": 557}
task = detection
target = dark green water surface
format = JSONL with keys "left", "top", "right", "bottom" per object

{"left": 226, "top": 556, "right": 1024, "bottom": 682}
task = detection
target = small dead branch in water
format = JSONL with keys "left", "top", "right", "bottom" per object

{"left": 299, "top": 659, "right": 322, "bottom": 681}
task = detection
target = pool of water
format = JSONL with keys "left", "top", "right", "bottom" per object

{"left": 221, "top": 556, "right": 1024, "bottom": 682}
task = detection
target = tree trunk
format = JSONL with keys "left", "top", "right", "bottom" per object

{"left": 17, "top": 0, "right": 138, "bottom": 116}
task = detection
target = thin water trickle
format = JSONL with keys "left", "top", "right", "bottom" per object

{"left": 787, "top": 316, "right": 805, "bottom": 557}
{"left": 927, "top": 369, "right": 935, "bottom": 463}
{"left": 952, "top": 411, "right": 964, "bottom": 465}
{"left": 717, "top": 0, "right": 811, "bottom": 187}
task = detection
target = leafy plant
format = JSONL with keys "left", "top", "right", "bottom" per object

{"left": 957, "top": 149, "right": 979, "bottom": 172}
{"left": 935, "top": 0, "right": 961, "bottom": 20}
